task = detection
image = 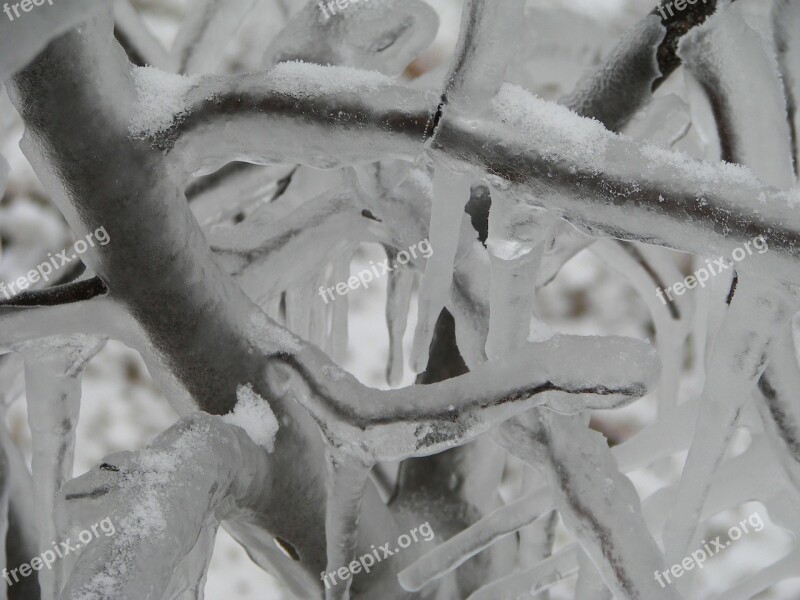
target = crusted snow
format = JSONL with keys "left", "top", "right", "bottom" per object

{"left": 222, "top": 383, "right": 280, "bottom": 452}
{"left": 491, "top": 83, "right": 613, "bottom": 173}
{"left": 129, "top": 67, "right": 199, "bottom": 138}
{"left": 249, "top": 311, "right": 302, "bottom": 354}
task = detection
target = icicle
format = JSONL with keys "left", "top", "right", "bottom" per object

{"left": 323, "top": 449, "right": 371, "bottom": 600}
{"left": 466, "top": 545, "right": 580, "bottom": 600}
{"left": 0, "top": 412, "right": 36, "bottom": 599}
{"left": 330, "top": 248, "right": 353, "bottom": 364}
{"left": 399, "top": 488, "right": 553, "bottom": 592}
{"left": 309, "top": 274, "right": 329, "bottom": 351}
{"left": 384, "top": 256, "right": 414, "bottom": 386}
{"left": 410, "top": 170, "right": 471, "bottom": 373}
{"left": 17, "top": 335, "right": 105, "bottom": 599}
{"left": 485, "top": 188, "right": 555, "bottom": 360}
{"left": 285, "top": 285, "right": 311, "bottom": 340}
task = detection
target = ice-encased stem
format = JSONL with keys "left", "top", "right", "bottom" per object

{"left": 498, "top": 412, "right": 682, "bottom": 600}
{"left": 398, "top": 488, "right": 553, "bottom": 592}
{"left": 442, "top": 0, "right": 526, "bottom": 113}
{"left": 19, "top": 336, "right": 104, "bottom": 598}
{"left": 663, "top": 280, "right": 789, "bottom": 565}
{"left": 773, "top": 0, "right": 800, "bottom": 176}
{"left": 678, "top": 5, "right": 795, "bottom": 189}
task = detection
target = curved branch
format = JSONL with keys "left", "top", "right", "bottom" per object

{"left": 278, "top": 333, "right": 659, "bottom": 462}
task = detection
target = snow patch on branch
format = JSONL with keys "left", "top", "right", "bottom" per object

{"left": 222, "top": 383, "right": 279, "bottom": 452}
{"left": 249, "top": 311, "right": 302, "bottom": 354}
{"left": 129, "top": 67, "right": 200, "bottom": 138}
{"left": 490, "top": 83, "right": 613, "bottom": 173}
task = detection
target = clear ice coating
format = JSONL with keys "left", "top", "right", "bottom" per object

{"left": 1, "top": 0, "right": 800, "bottom": 598}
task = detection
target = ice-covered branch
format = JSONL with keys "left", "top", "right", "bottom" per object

{"left": 155, "top": 64, "right": 800, "bottom": 283}
{"left": 58, "top": 412, "right": 271, "bottom": 599}
{"left": 678, "top": 5, "right": 795, "bottom": 188}
{"left": 209, "top": 188, "right": 379, "bottom": 302}
{"left": 773, "top": 0, "right": 800, "bottom": 176}
{"left": 497, "top": 412, "right": 682, "bottom": 600}
{"left": 399, "top": 488, "right": 553, "bottom": 592}
{"left": 0, "top": 292, "right": 116, "bottom": 352}
{"left": 441, "top": 0, "right": 525, "bottom": 112}
{"left": 278, "top": 333, "right": 659, "bottom": 462}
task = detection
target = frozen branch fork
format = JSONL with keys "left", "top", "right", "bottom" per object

{"left": 1, "top": 0, "right": 800, "bottom": 598}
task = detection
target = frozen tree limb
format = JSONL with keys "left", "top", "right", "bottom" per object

{"left": 678, "top": 5, "right": 795, "bottom": 188}
{"left": 280, "top": 333, "right": 659, "bottom": 462}
{"left": 773, "top": 0, "right": 800, "bottom": 176}
{"left": 497, "top": 412, "right": 682, "bottom": 600}
{"left": 164, "top": 67, "right": 800, "bottom": 284}
{"left": 663, "top": 281, "right": 791, "bottom": 565}
{"left": 58, "top": 412, "right": 272, "bottom": 599}
{"left": 0, "top": 290, "right": 116, "bottom": 352}
{"left": 209, "top": 188, "right": 379, "bottom": 302}
{"left": 562, "top": 15, "right": 665, "bottom": 133}
{"left": 441, "top": 0, "right": 526, "bottom": 112}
